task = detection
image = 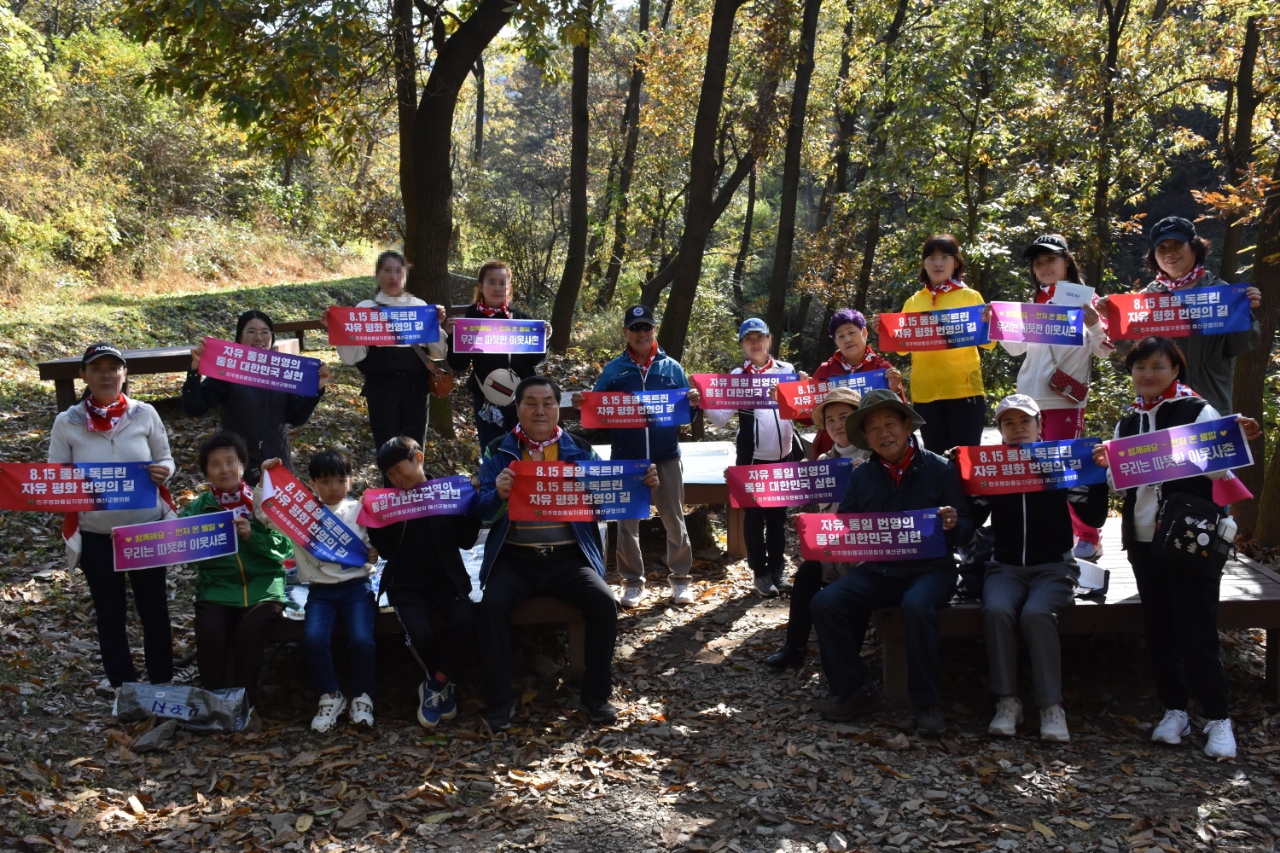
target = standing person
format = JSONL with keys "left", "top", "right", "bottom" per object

{"left": 49, "top": 343, "right": 175, "bottom": 692}
{"left": 182, "top": 432, "right": 291, "bottom": 710}
{"left": 1092, "top": 336, "right": 1262, "bottom": 759}
{"left": 445, "top": 260, "right": 550, "bottom": 448}
{"left": 706, "top": 318, "right": 802, "bottom": 597}
{"left": 571, "top": 306, "right": 701, "bottom": 609}
{"left": 336, "top": 251, "right": 448, "bottom": 451}
{"left": 975, "top": 395, "right": 1109, "bottom": 743}
{"left": 874, "top": 234, "right": 994, "bottom": 453}
{"left": 184, "top": 310, "right": 330, "bottom": 484}
{"left": 1004, "top": 234, "right": 1114, "bottom": 560}
{"left": 807, "top": 309, "right": 904, "bottom": 458}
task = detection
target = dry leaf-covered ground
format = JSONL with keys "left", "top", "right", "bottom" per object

{"left": 1, "top": 281, "right": 1278, "bottom": 853}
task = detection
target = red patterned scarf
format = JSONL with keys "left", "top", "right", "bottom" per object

{"left": 85, "top": 394, "right": 128, "bottom": 433}
{"left": 476, "top": 301, "right": 510, "bottom": 318}
{"left": 1153, "top": 265, "right": 1206, "bottom": 292}
{"left": 627, "top": 342, "right": 658, "bottom": 374}
{"left": 879, "top": 438, "right": 918, "bottom": 484}
{"left": 513, "top": 424, "right": 562, "bottom": 453}
{"left": 926, "top": 279, "right": 966, "bottom": 305}
{"left": 214, "top": 482, "right": 254, "bottom": 519}
{"left": 742, "top": 358, "right": 775, "bottom": 375}
{"left": 1132, "top": 380, "right": 1199, "bottom": 412}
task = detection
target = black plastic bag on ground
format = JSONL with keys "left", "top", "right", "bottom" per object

{"left": 114, "top": 683, "right": 250, "bottom": 733}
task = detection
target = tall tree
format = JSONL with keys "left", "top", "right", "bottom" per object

{"left": 730, "top": 164, "right": 757, "bottom": 321}
{"left": 1217, "top": 15, "right": 1259, "bottom": 284}
{"left": 1083, "top": 0, "right": 1130, "bottom": 287}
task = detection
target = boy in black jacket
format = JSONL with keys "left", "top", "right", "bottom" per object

{"left": 369, "top": 437, "right": 481, "bottom": 728}
{"left": 973, "top": 395, "right": 1108, "bottom": 743}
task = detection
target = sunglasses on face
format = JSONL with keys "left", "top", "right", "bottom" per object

{"left": 628, "top": 324, "right": 654, "bottom": 332}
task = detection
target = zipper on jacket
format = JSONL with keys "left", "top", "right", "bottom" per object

{"left": 237, "top": 553, "right": 249, "bottom": 607}
{"left": 1020, "top": 493, "right": 1027, "bottom": 566}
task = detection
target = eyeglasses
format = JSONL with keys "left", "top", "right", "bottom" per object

{"left": 628, "top": 323, "right": 654, "bottom": 332}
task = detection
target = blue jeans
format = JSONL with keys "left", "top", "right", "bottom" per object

{"left": 811, "top": 564, "right": 957, "bottom": 707}
{"left": 303, "top": 577, "right": 377, "bottom": 698}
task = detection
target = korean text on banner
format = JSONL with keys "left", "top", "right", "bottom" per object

{"left": 879, "top": 305, "right": 990, "bottom": 352}
{"left": 690, "top": 373, "right": 797, "bottom": 410}
{"left": 954, "top": 439, "right": 1105, "bottom": 495}
{"left": 0, "top": 462, "right": 158, "bottom": 512}
{"left": 1105, "top": 415, "right": 1253, "bottom": 490}
{"left": 113, "top": 511, "right": 237, "bottom": 571}
{"left": 198, "top": 337, "right": 322, "bottom": 396}
{"left": 326, "top": 306, "right": 440, "bottom": 346}
{"left": 796, "top": 511, "right": 946, "bottom": 562}
{"left": 259, "top": 467, "right": 369, "bottom": 567}
{"left": 507, "top": 459, "right": 652, "bottom": 522}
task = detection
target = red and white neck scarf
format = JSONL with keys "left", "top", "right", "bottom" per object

{"left": 1035, "top": 283, "right": 1057, "bottom": 304}
{"left": 742, "top": 358, "right": 775, "bottom": 375}
{"left": 926, "top": 279, "right": 966, "bottom": 305}
{"left": 1153, "top": 265, "right": 1206, "bottom": 292}
{"left": 627, "top": 342, "right": 658, "bottom": 375}
{"left": 85, "top": 394, "right": 128, "bottom": 433}
{"left": 879, "top": 438, "right": 918, "bottom": 485}
{"left": 513, "top": 424, "right": 562, "bottom": 453}
{"left": 214, "top": 482, "right": 254, "bottom": 519}
{"left": 476, "top": 301, "right": 510, "bottom": 318}
{"left": 1132, "top": 380, "right": 1199, "bottom": 412}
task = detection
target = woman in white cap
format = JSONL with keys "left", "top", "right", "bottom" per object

{"left": 48, "top": 343, "right": 176, "bottom": 692}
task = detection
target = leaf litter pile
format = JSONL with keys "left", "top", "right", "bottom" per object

{"left": 1, "top": 280, "right": 1279, "bottom": 853}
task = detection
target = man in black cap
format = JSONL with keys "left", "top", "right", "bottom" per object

{"left": 808, "top": 388, "right": 972, "bottom": 737}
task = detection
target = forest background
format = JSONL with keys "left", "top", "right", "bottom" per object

{"left": 1, "top": 0, "right": 1278, "bottom": 541}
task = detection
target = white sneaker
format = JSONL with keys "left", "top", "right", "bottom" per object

{"left": 1151, "top": 708, "right": 1191, "bottom": 745}
{"left": 1203, "top": 718, "right": 1236, "bottom": 759}
{"left": 619, "top": 584, "right": 645, "bottom": 609}
{"left": 988, "top": 695, "right": 1023, "bottom": 737}
{"left": 349, "top": 693, "right": 374, "bottom": 728}
{"left": 311, "top": 692, "right": 347, "bottom": 733}
{"left": 1072, "top": 540, "right": 1103, "bottom": 560}
{"left": 1039, "top": 705, "right": 1070, "bottom": 742}
{"left": 670, "top": 582, "right": 696, "bottom": 606}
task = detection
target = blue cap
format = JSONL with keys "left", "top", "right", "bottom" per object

{"left": 738, "top": 318, "right": 770, "bottom": 341}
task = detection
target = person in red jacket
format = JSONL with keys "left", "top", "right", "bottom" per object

{"left": 807, "top": 309, "right": 904, "bottom": 458}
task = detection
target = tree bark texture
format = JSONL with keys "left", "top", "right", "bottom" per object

{"left": 1217, "top": 15, "right": 1259, "bottom": 284}
{"left": 548, "top": 15, "right": 592, "bottom": 353}
{"left": 730, "top": 165, "right": 757, "bottom": 321}
{"left": 1084, "top": 0, "right": 1128, "bottom": 289}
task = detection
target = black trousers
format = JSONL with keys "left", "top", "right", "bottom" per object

{"left": 388, "top": 583, "right": 476, "bottom": 684}
{"left": 477, "top": 547, "right": 617, "bottom": 711}
{"left": 784, "top": 560, "right": 827, "bottom": 649}
{"left": 744, "top": 506, "right": 786, "bottom": 578}
{"left": 914, "top": 395, "right": 986, "bottom": 454}
{"left": 1128, "top": 541, "right": 1229, "bottom": 719}
{"left": 80, "top": 531, "right": 173, "bottom": 687}
{"left": 193, "top": 599, "right": 283, "bottom": 706}
{"left": 364, "top": 374, "right": 429, "bottom": 451}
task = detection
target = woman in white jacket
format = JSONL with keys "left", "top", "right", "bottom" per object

{"left": 48, "top": 343, "right": 176, "bottom": 690}
{"left": 1003, "top": 235, "right": 1113, "bottom": 559}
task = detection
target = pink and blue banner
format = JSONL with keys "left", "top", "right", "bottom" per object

{"left": 327, "top": 306, "right": 440, "bottom": 346}
{"left": 259, "top": 467, "right": 369, "bottom": 568}
{"left": 879, "top": 305, "right": 990, "bottom": 352}
{"left": 797, "top": 510, "right": 946, "bottom": 562}
{"left": 0, "top": 462, "right": 157, "bottom": 512}
{"left": 113, "top": 511, "right": 237, "bottom": 571}
{"left": 727, "top": 458, "right": 853, "bottom": 509}
{"left": 198, "top": 337, "right": 322, "bottom": 397}
{"left": 1105, "top": 415, "right": 1254, "bottom": 490}
{"left": 357, "top": 476, "right": 477, "bottom": 529}
{"left": 451, "top": 318, "right": 547, "bottom": 354}
{"left": 775, "top": 371, "right": 891, "bottom": 420}
{"left": 579, "top": 390, "right": 692, "bottom": 429}
{"left": 988, "top": 302, "right": 1084, "bottom": 346}
{"left": 690, "top": 372, "right": 798, "bottom": 410}
{"left": 1104, "top": 284, "right": 1253, "bottom": 341}
{"left": 955, "top": 439, "right": 1105, "bottom": 496}
{"left": 508, "top": 459, "right": 652, "bottom": 521}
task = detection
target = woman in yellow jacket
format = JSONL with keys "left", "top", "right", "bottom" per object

{"left": 875, "top": 234, "right": 994, "bottom": 452}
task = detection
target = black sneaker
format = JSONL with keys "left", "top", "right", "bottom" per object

{"left": 914, "top": 705, "right": 945, "bottom": 737}
{"left": 483, "top": 702, "right": 513, "bottom": 732}
{"left": 580, "top": 697, "right": 619, "bottom": 724}
{"left": 771, "top": 571, "right": 793, "bottom": 593}
{"left": 763, "top": 645, "right": 805, "bottom": 671}
{"left": 817, "top": 685, "right": 880, "bottom": 722}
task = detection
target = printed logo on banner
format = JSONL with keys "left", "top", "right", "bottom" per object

{"left": 259, "top": 467, "right": 369, "bottom": 568}
{"left": 451, "top": 318, "right": 547, "bottom": 354}
{"left": 796, "top": 511, "right": 946, "bottom": 562}
{"left": 726, "top": 458, "right": 853, "bottom": 508}
{"left": 198, "top": 337, "right": 322, "bottom": 397}
{"left": 1105, "top": 415, "right": 1254, "bottom": 490}
{"left": 358, "top": 476, "right": 478, "bottom": 528}
{"left": 775, "top": 371, "right": 891, "bottom": 420}
{"left": 988, "top": 302, "right": 1085, "bottom": 347}
{"left": 954, "top": 439, "right": 1106, "bottom": 495}
{"left": 1104, "top": 284, "right": 1253, "bottom": 341}
{"left": 690, "top": 373, "right": 798, "bottom": 410}
{"left": 579, "top": 390, "right": 692, "bottom": 429}
{"left": 507, "top": 460, "right": 652, "bottom": 522}
{"left": 113, "top": 511, "right": 238, "bottom": 571}
{"left": 0, "top": 462, "right": 158, "bottom": 512}
{"left": 326, "top": 306, "right": 440, "bottom": 347}
{"left": 879, "top": 305, "right": 990, "bottom": 352}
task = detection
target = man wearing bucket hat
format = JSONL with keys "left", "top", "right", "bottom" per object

{"left": 808, "top": 388, "right": 972, "bottom": 736}
{"left": 572, "top": 306, "right": 701, "bottom": 608}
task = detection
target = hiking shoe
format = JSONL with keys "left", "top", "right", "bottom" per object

{"left": 753, "top": 576, "right": 780, "bottom": 597}
{"left": 1203, "top": 718, "right": 1236, "bottom": 760}
{"left": 1151, "top": 709, "right": 1191, "bottom": 745}
{"left": 772, "top": 571, "right": 793, "bottom": 593}
{"left": 417, "top": 681, "right": 457, "bottom": 728}
{"left": 619, "top": 584, "right": 645, "bottom": 609}
{"left": 484, "top": 702, "right": 513, "bottom": 733}
{"left": 914, "top": 705, "right": 946, "bottom": 737}
{"left": 580, "top": 697, "right": 620, "bottom": 724}
{"left": 817, "top": 685, "right": 880, "bottom": 722}
{"left": 1072, "top": 540, "right": 1103, "bottom": 560}
{"left": 311, "top": 692, "right": 348, "bottom": 733}
{"left": 670, "top": 582, "right": 697, "bottom": 606}
{"left": 1040, "top": 705, "right": 1070, "bottom": 743}
{"left": 349, "top": 693, "right": 374, "bottom": 728}
{"left": 764, "top": 645, "right": 805, "bottom": 671}
{"left": 988, "top": 695, "right": 1023, "bottom": 737}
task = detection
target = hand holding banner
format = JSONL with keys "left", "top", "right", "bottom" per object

{"left": 1103, "top": 284, "right": 1252, "bottom": 341}
{"left": 259, "top": 467, "right": 369, "bottom": 567}
{"left": 0, "top": 462, "right": 158, "bottom": 512}
{"left": 579, "top": 390, "right": 692, "bottom": 428}
{"left": 358, "top": 476, "right": 477, "bottom": 528}
{"left": 727, "top": 458, "right": 852, "bottom": 508}
{"left": 879, "top": 305, "right": 990, "bottom": 352}
{"left": 690, "top": 373, "right": 797, "bottom": 410}
{"left": 327, "top": 306, "right": 440, "bottom": 346}
{"left": 775, "top": 371, "right": 890, "bottom": 420}
{"left": 198, "top": 337, "right": 322, "bottom": 396}
{"left": 113, "top": 511, "right": 237, "bottom": 571}
{"left": 954, "top": 439, "right": 1105, "bottom": 495}
{"left": 507, "top": 459, "right": 651, "bottom": 521}
{"left": 796, "top": 511, "right": 946, "bottom": 562}
{"left": 451, "top": 318, "right": 547, "bottom": 354}
{"left": 988, "top": 302, "right": 1084, "bottom": 346}
{"left": 1105, "top": 415, "right": 1253, "bottom": 490}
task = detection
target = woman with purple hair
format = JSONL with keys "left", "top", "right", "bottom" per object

{"left": 806, "top": 309, "right": 904, "bottom": 457}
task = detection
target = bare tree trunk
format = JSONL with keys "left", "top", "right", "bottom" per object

{"left": 855, "top": 208, "right": 881, "bottom": 312}
{"left": 1218, "top": 15, "right": 1259, "bottom": 284}
{"left": 730, "top": 165, "right": 757, "bottom": 321}
{"left": 473, "top": 56, "right": 485, "bottom": 167}
{"left": 1084, "top": 0, "right": 1129, "bottom": 288}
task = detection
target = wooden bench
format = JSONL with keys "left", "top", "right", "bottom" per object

{"left": 273, "top": 319, "right": 327, "bottom": 351}
{"left": 872, "top": 527, "right": 1280, "bottom": 703}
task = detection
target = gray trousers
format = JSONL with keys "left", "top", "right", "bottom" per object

{"left": 982, "top": 561, "right": 1075, "bottom": 708}
{"left": 616, "top": 457, "right": 692, "bottom": 585}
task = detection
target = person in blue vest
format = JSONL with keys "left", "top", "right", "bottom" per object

{"left": 571, "top": 305, "right": 701, "bottom": 609}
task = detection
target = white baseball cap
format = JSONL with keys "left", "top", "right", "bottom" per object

{"left": 994, "top": 394, "right": 1040, "bottom": 423}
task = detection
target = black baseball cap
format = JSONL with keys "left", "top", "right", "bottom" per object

{"left": 82, "top": 342, "right": 126, "bottom": 367}
{"left": 1149, "top": 216, "right": 1196, "bottom": 248}
{"left": 1022, "top": 234, "right": 1070, "bottom": 261}
{"left": 623, "top": 305, "right": 657, "bottom": 328}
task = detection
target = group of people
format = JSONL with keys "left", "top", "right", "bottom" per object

{"left": 51, "top": 215, "right": 1264, "bottom": 760}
